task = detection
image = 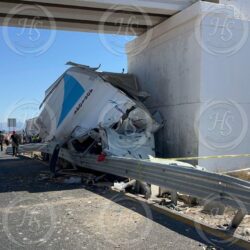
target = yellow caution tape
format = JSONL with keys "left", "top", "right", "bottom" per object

{"left": 163, "top": 153, "right": 250, "bottom": 161}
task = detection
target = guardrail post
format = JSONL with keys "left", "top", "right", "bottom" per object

{"left": 171, "top": 191, "right": 178, "bottom": 206}
{"left": 228, "top": 210, "right": 247, "bottom": 231}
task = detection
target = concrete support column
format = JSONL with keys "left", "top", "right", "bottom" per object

{"left": 127, "top": 1, "right": 250, "bottom": 172}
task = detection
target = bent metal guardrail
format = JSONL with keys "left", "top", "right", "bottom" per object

{"left": 58, "top": 149, "right": 250, "bottom": 213}
{"left": 8, "top": 144, "right": 250, "bottom": 213}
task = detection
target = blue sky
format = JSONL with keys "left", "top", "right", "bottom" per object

{"left": 0, "top": 27, "right": 133, "bottom": 130}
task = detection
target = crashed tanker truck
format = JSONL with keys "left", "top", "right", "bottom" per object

{"left": 36, "top": 62, "right": 162, "bottom": 160}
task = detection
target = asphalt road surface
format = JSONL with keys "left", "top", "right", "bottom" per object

{"left": 0, "top": 151, "right": 246, "bottom": 250}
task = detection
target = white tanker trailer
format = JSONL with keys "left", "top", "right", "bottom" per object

{"left": 36, "top": 62, "right": 162, "bottom": 160}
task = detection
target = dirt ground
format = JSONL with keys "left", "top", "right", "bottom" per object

{"left": 178, "top": 204, "right": 250, "bottom": 241}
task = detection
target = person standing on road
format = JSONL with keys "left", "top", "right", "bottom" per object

{"left": 0, "top": 131, "right": 4, "bottom": 152}
{"left": 11, "top": 131, "right": 19, "bottom": 156}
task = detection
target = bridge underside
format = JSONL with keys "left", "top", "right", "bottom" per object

{"left": 0, "top": 0, "right": 198, "bottom": 35}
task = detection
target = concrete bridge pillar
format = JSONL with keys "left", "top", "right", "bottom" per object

{"left": 127, "top": 1, "right": 250, "bottom": 172}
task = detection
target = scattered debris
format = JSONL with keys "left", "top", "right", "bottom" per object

{"left": 37, "top": 173, "right": 50, "bottom": 181}
{"left": 113, "top": 179, "right": 136, "bottom": 192}
{"left": 241, "top": 228, "right": 250, "bottom": 236}
{"left": 202, "top": 202, "right": 226, "bottom": 216}
{"left": 113, "top": 182, "right": 127, "bottom": 192}
{"left": 178, "top": 194, "right": 198, "bottom": 207}
{"left": 204, "top": 246, "right": 217, "bottom": 250}
{"left": 63, "top": 177, "right": 82, "bottom": 184}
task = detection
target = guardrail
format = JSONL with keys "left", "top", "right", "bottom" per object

{"left": 57, "top": 148, "right": 250, "bottom": 213}
{"left": 5, "top": 143, "right": 49, "bottom": 154}
{"left": 8, "top": 143, "right": 250, "bottom": 214}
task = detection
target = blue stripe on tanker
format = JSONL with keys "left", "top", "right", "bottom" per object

{"left": 57, "top": 74, "right": 85, "bottom": 128}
